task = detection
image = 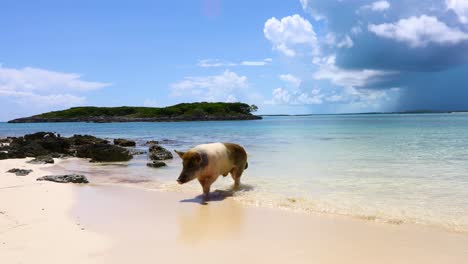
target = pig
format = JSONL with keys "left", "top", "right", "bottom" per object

{"left": 175, "top": 142, "right": 248, "bottom": 200}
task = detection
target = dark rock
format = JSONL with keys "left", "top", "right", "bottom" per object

{"left": 149, "top": 145, "right": 173, "bottom": 160}
{"left": 28, "top": 155, "right": 54, "bottom": 164}
{"left": 49, "top": 153, "right": 71, "bottom": 158}
{"left": 114, "top": 138, "right": 136, "bottom": 147}
{"left": 76, "top": 144, "right": 132, "bottom": 162}
{"left": 145, "top": 140, "right": 159, "bottom": 145}
{"left": 37, "top": 174, "right": 89, "bottom": 184}
{"left": 129, "top": 149, "right": 147, "bottom": 155}
{"left": 8, "top": 132, "right": 70, "bottom": 158}
{"left": 0, "top": 152, "right": 8, "bottom": 160}
{"left": 7, "top": 168, "right": 33, "bottom": 176}
{"left": 68, "top": 134, "right": 108, "bottom": 146}
{"left": 146, "top": 161, "right": 167, "bottom": 168}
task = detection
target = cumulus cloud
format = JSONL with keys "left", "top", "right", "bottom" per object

{"left": 170, "top": 70, "right": 248, "bottom": 101}
{"left": 446, "top": 0, "right": 468, "bottom": 24}
{"left": 279, "top": 74, "right": 302, "bottom": 87}
{"left": 361, "top": 1, "right": 390, "bottom": 12}
{"left": 263, "top": 14, "right": 318, "bottom": 56}
{"left": 291, "top": 0, "right": 468, "bottom": 111}
{"left": 0, "top": 65, "right": 110, "bottom": 111}
{"left": 197, "top": 58, "right": 272, "bottom": 67}
{"left": 368, "top": 15, "right": 468, "bottom": 47}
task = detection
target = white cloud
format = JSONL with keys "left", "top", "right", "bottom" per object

{"left": 368, "top": 15, "right": 468, "bottom": 47}
{"left": 197, "top": 58, "right": 272, "bottom": 67}
{"left": 279, "top": 74, "right": 302, "bottom": 87}
{"left": 170, "top": 70, "right": 248, "bottom": 101}
{"left": 267, "top": 87, "right": 323, "bottom": 105}
{"left": 337, "top": 35, "right": 354, "bottom": 48}
{"left": 0, "top": 89, "right": 85, "bottom": 107}
{"left": 446, "top": 0, "right": 468, "bottom": 24}
{"left": 264, "top": 14, "right": 318, "bottom": 56}
{"left": 197, "top": 59, "right": 236, "bottom": 68}
{"left": 313, "top": 55, "right": 394, "bottom": 88}
{"left": 311, "top": 55, "right": 399, "bottom": 106}
{"left": 324, "top": 33, "right": 353, "bottom": 48}
{"left": 362, "top": 1, "right": 390, "bottom": 12}
{"left": 351, "top": 25, "right": 363, "bottom": 35}
{"left": 240, "top": 59, "right": 271, "bottom": 66}
{"left": 225, "top": 94, "right": 238, "bottom": 102}
{"left": 0, "top": 65, "right": 110, "bottom": 109}
{"left": 0, "top": 66, "right": 110, "bottom": 92}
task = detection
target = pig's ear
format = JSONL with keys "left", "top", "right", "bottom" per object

{"left": 174, "top": 150, "right": 185, "bottom": 158}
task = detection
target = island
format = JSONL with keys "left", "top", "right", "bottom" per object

{"left": 8, "top": 102, "right": 262, "bottom": 123}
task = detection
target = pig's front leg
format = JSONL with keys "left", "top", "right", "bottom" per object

{"left": 198, "top": 176, "right": 215, "bottom": 201}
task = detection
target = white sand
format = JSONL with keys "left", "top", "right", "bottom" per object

{"left": 1, "top": 158, "right": 468, "bottom": 264}
{"left": 0, "top": 158, "right": 109, "bottom": 263}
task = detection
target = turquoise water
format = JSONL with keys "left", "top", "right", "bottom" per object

{"left": 2, "top": 114, "right": 468, "bottom": 232}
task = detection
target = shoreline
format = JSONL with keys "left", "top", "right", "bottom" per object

{"left": 41, "top": 157, "right": 468, "bottom": 235}
{"left": 1, "top": 158, "right": 468, "bottom": 263}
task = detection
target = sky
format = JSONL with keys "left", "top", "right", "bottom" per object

{"left": 1, "top": 0, "right": 468, "bottom": 120}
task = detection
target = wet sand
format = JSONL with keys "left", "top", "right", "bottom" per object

{"left": 1, "top": 158, "right": 468, "bottom": 264}
{"left": 74, "top": 185, "right": 468, "bottom": 264}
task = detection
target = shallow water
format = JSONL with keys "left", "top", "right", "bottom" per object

{"left": 2, "top": 114, "right": 468, "bottom": 232}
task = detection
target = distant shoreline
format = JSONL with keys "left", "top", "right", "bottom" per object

{"left": 260, "top": 110, "right": 468, "bottom": 117}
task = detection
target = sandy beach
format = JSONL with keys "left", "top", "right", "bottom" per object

{"left": 1, "top": 158, "right": 468, "bottom": 264}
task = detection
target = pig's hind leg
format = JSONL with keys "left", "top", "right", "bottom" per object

{"left": 230, "top": 167, "right": 244, "bottom": 189}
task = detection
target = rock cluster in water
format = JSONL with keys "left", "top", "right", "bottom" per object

{"left": 0, "top": 132, "right": 175, "bottom": 171}
{"left": 0, "top": 132, "right": 132, "bottom": 162}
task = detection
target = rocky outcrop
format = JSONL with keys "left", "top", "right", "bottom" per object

{"left": 114, "top": 138, "right": 136, "bottom": 147}
{"left": 7, "top": 168, "right": 33, "bottom": 176}
{"left": 7, "top": 132, "right": 70, "bottom": 158}
{"left": 146, "top": 161, "right": 167, "bottom": 168}
{"left": 0, "top": 132, "right": 133, "bottom": 162}
{"left": 37, "top": 174, "right": 89, "bottom": 183}
{"left": 27, "top": 155, "right": 54, "bottom": 164}
{"left": 148, "top": 144, "right": 173, "bottom": 160}
{"left": 68, "top": 134, "right": 108, "bottom": 146}
{"left": 76, "top": 144, "right": 132, "bottom": 162}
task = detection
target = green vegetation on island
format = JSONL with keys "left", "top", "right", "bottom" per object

{"left": 8, "top": 102, "right": 261, "bottom": 123}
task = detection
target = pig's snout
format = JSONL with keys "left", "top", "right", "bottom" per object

{"left": 177, "top": 174, "right": 187, "bottom": 184}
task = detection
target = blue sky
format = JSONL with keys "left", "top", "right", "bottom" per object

{"left": 1, "top": 0, "right": 468, "bottom": 120}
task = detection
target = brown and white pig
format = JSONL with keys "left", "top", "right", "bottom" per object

{"left": 175, "top": 143, "right": 248, "bottom": 199}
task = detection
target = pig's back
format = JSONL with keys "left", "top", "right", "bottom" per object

{"left": 193, "top": 143, "right": 231, "bottom": 174}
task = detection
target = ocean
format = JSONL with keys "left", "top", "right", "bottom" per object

{"left": 1, "top": 114, "right": 468, "bottom": 232}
